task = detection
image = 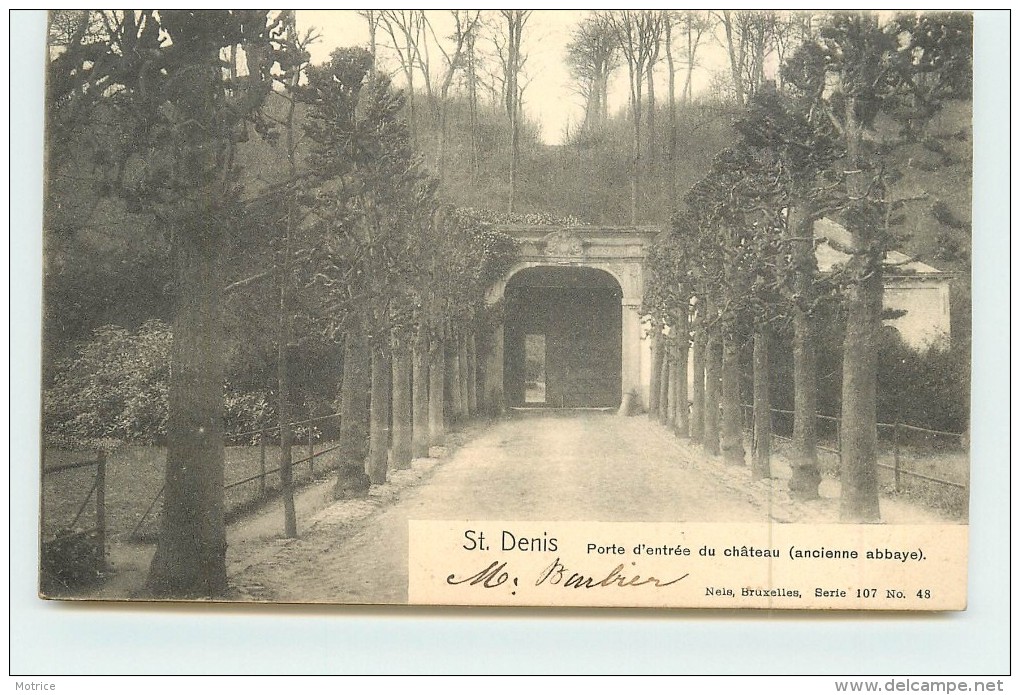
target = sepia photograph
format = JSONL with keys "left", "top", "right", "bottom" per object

{"left": 37, "top": 9, "right": 977, "bottom": 611}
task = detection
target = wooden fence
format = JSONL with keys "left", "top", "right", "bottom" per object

{"left": 40, "top": 450, "right": 109, "bottom": 592}
{"left": 130, "top": 412, "right": 343, "bottom": 540}
{"left": 41, "top": 450, "right": 107, "bottom": 552}
{"left": 740, "top": 404, "right": 968, "bottom": 496}
{"left": 223, "top": 412, "right": 343, "bottom": 494}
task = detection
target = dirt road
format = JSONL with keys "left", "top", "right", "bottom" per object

{"left": 229, "top": 410, "right": 848, "bottom": 604}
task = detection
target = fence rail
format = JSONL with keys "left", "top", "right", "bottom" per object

{"left": 129, "top": 412, "right": 343, "bottom": 539}
{"left": 229, "top": 411, "right": 342, "bottom": 441}
{"left": 41, "top": 450, "right": 107, "bottom": 556}
{"left": 222, "top": 442, "right": 344, "bottom": 491}
{"left": 740, "top": 404, "right": 966, "bottom": 496}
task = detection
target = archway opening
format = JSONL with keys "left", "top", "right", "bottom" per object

{"left": 504, "top": 266, "right": 622, "bottom": 408}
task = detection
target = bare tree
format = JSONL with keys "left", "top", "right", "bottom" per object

{"left": 464, "top": 20, "right": 481, "bottom": 175}
{"left": 495, "top": 10, "right": 532, "bottom": 214}
{"left": 718, "top": 10, "right": 780, "bottom": 106}
{"left": 644, "top": 12, "right": 665, "bottom": 165}
{"left": 565, "top": 12, "right": 618, "bottom": 132}
{"left": 679, "top": 11, "right": 713, "bottom": 104}
{"left": 773, "top": 11, "right": 819, "bottom": 92}
{"left": 424, "top": 10, "right": 482, "bottom": 185}
{"left": 379, "top": 10, "right": 427, "bottom": 129}
{"left": 357, "top": 10, "right": 381, "bottom": 77}
{"left": 608, "top": 10, "right": 662, "bottom": 225}
{"left": 664, "top": 13, "right": 677, "bottom": 206}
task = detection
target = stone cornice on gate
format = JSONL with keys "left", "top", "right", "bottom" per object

{"left": 495, "top": 225, "right": 660, "bottom": 260}
{"left": 488, "top": 225, "right": 660, "bottom": 306}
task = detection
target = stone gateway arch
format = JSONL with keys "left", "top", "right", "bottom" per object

{"left": 483, "top": 225, "right": 659, "bottom": 412}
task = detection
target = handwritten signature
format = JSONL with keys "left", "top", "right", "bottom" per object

{"left": 446, "top": 558, "right": 688, "bottom": 593}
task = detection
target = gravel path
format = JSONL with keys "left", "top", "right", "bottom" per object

{"left": 229, "top": 411, "right": 946, "bottom": 604}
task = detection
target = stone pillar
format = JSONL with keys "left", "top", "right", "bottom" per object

{"left": 621, "top": 302, "right": 644, "bottom": 409}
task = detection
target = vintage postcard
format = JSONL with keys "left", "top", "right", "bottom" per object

{"left": 40, "top": 10, "right": 973, "bottom": 610}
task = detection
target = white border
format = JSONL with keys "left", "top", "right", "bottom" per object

{"left": 9, "top": 9, "right": 1011, "bottom": 675}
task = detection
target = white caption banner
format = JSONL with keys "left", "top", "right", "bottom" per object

{"left": 408, "top": 521, "right": 967, "bottom": 610}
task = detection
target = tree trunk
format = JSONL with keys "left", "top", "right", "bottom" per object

{"left": 600, "top": 71, "right": 610, "bottom": 123}
{"left": 788, "top": 211, "right": 821, "bottom": 499}
{"left": 459, "top": 334, "right": 471, "bottom": 418}
{"left": 584, "top": 79, "right": 601, "bottom": 130}
{"left": 648, "top": 324, "right": 663, "bottom": 417}
{"left": 665, "top": 17, "right": 677, "bottom": 211}
{"left": 721, "top": 329, "right": 745, "bottom": 466}
{"left": 658, "top": 350, "right": 670, "bottom": 426}
{"left": 467, "top": 333, "right": 479, "bottom": 415}
{"left": 438, "top": 104, "right": 448, "bottom": 189}
{"left": 722, "top": 11, "right": 746, "bottom": 107}
{"left": 367, "top": 346, "right": 390, "bottom": 485}
{"left": 675, "top": 310, "right": 691, "bottom": 438}
{"left": 448, "top": 334, "right": 463, "bottom": 421}
{"left": 690, "top": 311, "right": 705, "bottom": 443}
{"left": 683, "top": 14, "right": 696, "bottom": 105}
{"left": 146, "top": 228, "right": 227, "bottom": 598}
{"left": 334, "top": 333, "right": 371, "bottom": 499}
{"left": 631, "top": 96, "right": 642, "bottom": 225}
{"left": 482, "top": 323, "right": 505, "bottom": 416}
{"left": 666, "top": 350, "right": 678, "bottom": 428}
{"left": 412, "top": 341, "right": 430, "bottom": 459}
{"left": 506, "top": 16, "right": 521, "bottom": 215}
{"left": 840, "top": 262, "right": 883, "bottom": 521}
{"left": 367, "top": 12, "right": 378, "bottom": 78}
{"left": 428, "top": 338, "right": 446, "bottom": 445}
{"left": 276, "top": 322, "right": 296, "bottom": 538}
{"left": 509, "top": 106, "right": 519, "bottom": 215}
{"left": 752, "top": 327, "right": 771, "bottom": 479}
{"left": 839, "top": 95, "right": 882, "bottom": 522}
{"left": 276, "top": 55, "right": 301, "bottom": 537}
{"left": 391, "top": 343, "right": 413, "bottom": 470}
{"left": 645, "top": 60, "right": 656, "bottom": 166}
{"left": 467, "top": 33, "right": 480, "bottom": 177}
{"left": 703, "top": 324, "right": 721, "bottom": 456}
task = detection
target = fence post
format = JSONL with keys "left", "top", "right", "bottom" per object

{"left": 893, "top": 419, "right": 901, "bottom": 492}
{"left": 95, "top": 450, "right": 106, "bottom": 568}
{"left": 259, "top": 427, "right": 267, "bottom": 497}
{"left": 308, "top": 426, "right": 314, "bottom": 475}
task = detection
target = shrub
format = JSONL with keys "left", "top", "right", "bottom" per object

{"left": 766, "top": 313, "right": 969, "bottom": 436}
{"left": 44, "top": 320, "right": 282, "bottom": 445}
{"left": 223, "top": 390, "right": 274, "bottom": 443}
{"left": 44, "top": 320, "right": 170, "bottom": 445}
{"left": 40, "top": 528, "right": 106, "bottom": 596}
{"left": 877, "top": 332, "right": 969, "bottom": 434}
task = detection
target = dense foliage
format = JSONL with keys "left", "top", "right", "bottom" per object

{"left": 43, "top": 321, "right": 277, "bottom": 447}
{"left": 765, "top": 314, "right": 970, "bottom": 435}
